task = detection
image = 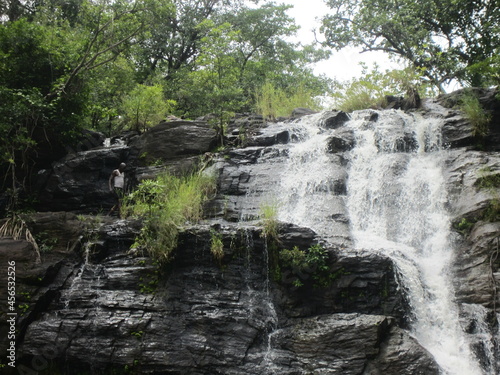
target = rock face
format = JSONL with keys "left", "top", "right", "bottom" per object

{"left": 129, "top": 120, "right": 218, "bottom": 169}
{"left": 35, "top": 119, "right": 218, "bottom": 213}
{"left": 435, "top": 87, "right": 500, "bottom": 150}
{"left": 4, "top": 88, "right": 500, "bottom": 374}
{"left": 11, "top": 221, "right": 436, "bottom": 375}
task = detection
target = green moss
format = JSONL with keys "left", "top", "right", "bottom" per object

{"left": 475, "top": 173, "right": 500, "bottom": 190}
{"left": 482, "top": 199, "right": 500, "bottom": 222}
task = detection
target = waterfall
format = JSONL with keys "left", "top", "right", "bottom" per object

{"left": 269, "top": 109, "right": 490, "bottom": 374}
{"left": 346, "top": 110, "right": 482, "bottom": 375}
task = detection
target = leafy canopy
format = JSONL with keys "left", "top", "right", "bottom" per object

{"left": 321, "top": 0, "right": 500, "bottom": 91}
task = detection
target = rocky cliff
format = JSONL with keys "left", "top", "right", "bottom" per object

{"left": 1, "top": 87, "right": 499, "bottom": 374}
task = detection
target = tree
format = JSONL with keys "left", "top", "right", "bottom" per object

{"left": 0, "top": 0, "right": 151, "bottom": 208}
{"left": 189, "top": 22, "right": 244, "bottom": 144}
{"left": 120, "top": 84, "right": 176, "bottom": 132}
{"left": 320, "top": 0, "right": 500, "bottom": 91}
{"left": 133, "top": 0, "right": 233, "bottom": 81}
{"left": 165, "top": 2, "right": 333, "bottom": 118}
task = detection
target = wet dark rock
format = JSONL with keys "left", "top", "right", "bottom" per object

{"left": 36, "top": 145, "right": 131, "bottom": 213}
{"left": 363, "top": 324, "right": 440, "bottom": 375}
{"left": 436, "top": 87, "right": 500, "bottom": 150}
{"left": 321, "top": 110, "right": 350, "bottom": 129}
{"left": 327, "top": 128, "right": 356, "bottom": 153}
{"left": 13, "top": 221, "right": 424, "bottom": 374}
{"left": 276, "top": 250, "right": 404, "bottom": 320}
{"left": 129, "top": 120, "right": 218, "bottom": 167}
{"left": 444, "top": 149, "right": 500, "bottom": 309}
{"left": 291, "top": 107, "right": 317, "bottom": 118}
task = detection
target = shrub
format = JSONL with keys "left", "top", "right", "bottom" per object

{"left": 120, "top": 84, "right": 177, "bottom": 133}
{"left": 458, "top": 93, "right": 491, "bottom": 137}
{"left": 330, "top": 64, "right": 437, "bottom": 112}
{"left": 453, "top": 217, "right": 475, "bottom": 235}
{"left": 123, "top": 172, "right": 216, "bottom": 263}
{"left": 254, "top": 81, "right": 322, "bottom": 120}
{"left": 279, "top": 244, "right": 335, "bottom": 288}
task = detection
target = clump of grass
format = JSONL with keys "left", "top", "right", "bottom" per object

{"left": 475, "top": 166, "right": 500, "bottom": 223}
{"left": 259, "top": 202, "right": 280, "bottom": 241}
{"left": 210, "top": 229, "right": 224, "bottom": 263}
{"left": 279, "top": 244, "right": 336, "bottom": 288}
{"left": 453, "top": 217, "right": 476, "bottom": 235}
{"left": 459, "top": 93, "right": 491, "bottom": 137}
{"left": 123, "top": 172, "right": 216, "bottom": 263}
{"left": 482, "top": 199, "right": 500, "bottom": 222}
{"left": 330, "top": 64, "right": 436, "bottom": 112}
{"left": 254, "top": 81, "right": 322, "bottom": 120}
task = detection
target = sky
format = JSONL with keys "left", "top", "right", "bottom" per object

{"left": 281, "top": 0, "right": 402, "bottom": 81}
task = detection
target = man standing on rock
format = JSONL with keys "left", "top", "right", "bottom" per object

{"left": 109, "top": 162, "right": 126, "bottom": 217}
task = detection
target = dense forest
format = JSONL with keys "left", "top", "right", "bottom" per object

{"left": 0, "top": 0, "right": 498, "bottom": 211}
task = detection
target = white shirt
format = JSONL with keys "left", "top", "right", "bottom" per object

{"left": 114, "top": 170, "right": 125, "bottom": 188}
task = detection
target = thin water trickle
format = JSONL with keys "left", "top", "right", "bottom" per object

{"left": 64, "top": 240, "right": 92, "bottom": 309}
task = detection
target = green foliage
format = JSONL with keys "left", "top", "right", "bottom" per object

{"left": 123, "top": 172, "right": 216, "bottom": 263}
{"left": 210, "top": 229, "right": 224, "bottom": 263}
{"left": 120, "top": 83, "right": 176, "bottom": 132}
{"left": 35, "top": 231, "right": 59, "bottom": 253}
{"left": 458, "top": 93, "right": 491, "bottom": 138}
{"left": 476, "top": 173, "right": 500, "bottom": 190}
{"left": 130, "top": 331, "right": 143, "bottom": 339}
{"left": 259, "top": 202, "right": 280, "bottom": 241}
{"left": 482, "top": 199, "right": 500, "bottom": 223}
{"left": 330, "top": 64, "right": 437, "bottom": 112}
{"left": 18, "top": 303, "right": 29, "bottom": 314}
{"left": 475, "top": 166, "right": 500, "bottom": 223}
{"left": 254, "top": 81, "right": 323, "bottom": 119}
{"left": 279, "top": 244, "right": 337, "bottom": 288}
{"left": 454, "top": 217, "right": 475, "bottom": 235}
{"left": 321, "top": 0, "right": 500, "bottom": 90}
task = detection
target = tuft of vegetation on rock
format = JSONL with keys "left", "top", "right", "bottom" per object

{"left": 123, "top": 171, "right": 216, "bottom": 263}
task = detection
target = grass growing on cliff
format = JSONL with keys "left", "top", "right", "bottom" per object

{"left": 458, "top": 93, "right": 491, "bottom": 137}
{"left": 259, "top": 202, "right": 280, "bottom": 241}
{"left": 476, "top": 167, "right": 500, "bottom": 223}
{"left": 210, "top": 229, "right": 224, "bottom": 263}
{"left": 123, "top": 172, "right": 216, "bottom": 263}
{"left": 254, "top": 81, "right": 322, "bottom": 120}
{"left": 279, "top": 244, "right": 338, "bottom": 288}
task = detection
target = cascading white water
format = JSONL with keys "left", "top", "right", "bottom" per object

{"left": 346, "top": 110, "right": 483, "bottom": 375}
{"left": 275, "top": 113, "right": 350, "bottom": 245}
{"left": 269, "top": 110, "right": 488, "bottom": 374}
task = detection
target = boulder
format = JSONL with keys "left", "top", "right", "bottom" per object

{"left": 291, "top": 108, "right": 317, "bottom": 119}
{"left": 321, "top": 110, "right": 350, "bottom": 129}
{"left": 129, "top": 120, "right": 218, "bottom": 167}
{"left": 327, "top": 128, "right": 356, "bottom": 153}
{"left": 36, "top": 145, "right": 130, "bottom": 213}
{"left": 437, "top": 87, "right": 500, "bottom": 151}
{"left": 363, "top": 325, "right": 440, "bottom": 374}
